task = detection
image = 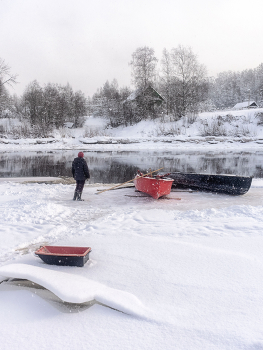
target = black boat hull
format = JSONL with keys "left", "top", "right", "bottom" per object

{"left": 168, "top": 173, "right": 253, "bottom": 195}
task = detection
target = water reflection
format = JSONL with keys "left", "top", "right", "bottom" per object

{"left": 0, "top": 150, "right": 262, "bottom": 183}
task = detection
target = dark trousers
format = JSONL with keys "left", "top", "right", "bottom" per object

{"left": 75, "top": 180, "right": 85, "bottom": 193}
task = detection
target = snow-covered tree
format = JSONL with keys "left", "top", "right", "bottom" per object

{"left": 159, "top": 48, "right": 173, "bottom": 114}
{"left": 209, "top": 63, "right": 263, "bottom": 109}
{"left": 160, "top": 46, "right": 208, "bottom": 119}
{"left": 42, "top": 83, "right": 60, "bottom": 127}
{"left": 0, "top": 58, "right": 17, "bottom": 118}
{"left": 0, "top": 84, "right": 13, "bottom": 117}
{"left": 22, "top": 80, "right": 44, "bottom": 126}
{"left": 129, "top": 46, "right": 158, "bottom": 90}
{"left": 21, "top": 81, "right": 87, "bottom": 131}
{"left": 73, "top": 90, "right": 87, "bottom": 127}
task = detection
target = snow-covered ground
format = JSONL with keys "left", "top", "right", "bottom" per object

{"left": 1, "top": 108, "right": 263, "bottom": 349}
{"left": 1, "top": 179, "right": 263, "bottom": 349}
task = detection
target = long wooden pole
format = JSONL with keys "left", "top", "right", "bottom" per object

{"left": 96, "top": 167, "right": 164, "bottom": 194}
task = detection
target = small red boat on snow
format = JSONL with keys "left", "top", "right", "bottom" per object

{"left": 134, "top": 171, "right": 174, "bottom": 199}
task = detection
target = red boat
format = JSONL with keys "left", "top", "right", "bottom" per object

{"left": 134, "top": 172, "right": 174, "bottom": 199}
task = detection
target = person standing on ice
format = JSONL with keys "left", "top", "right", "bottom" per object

{"left": 72, "top": 152, "right": 90, "bottom": 201}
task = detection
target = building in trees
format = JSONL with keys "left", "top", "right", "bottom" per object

{"left": 233, "top": 101, "right": 258, "bottom": 109}
{"left": 209, "top": 63, "right": 263, "bottom": 110}
{"left": 121, "top": 85, "right": 165, "bottom": 124}
{"left": 125, "top": 85, "right": 165, "bottom": 109}
{"left": 128, "top": 47, "right": 163, "bottom": 121}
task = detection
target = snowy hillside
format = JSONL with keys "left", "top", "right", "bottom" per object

{"left": 1, "top": 108, "right": 263, "bottom": 152}
{"left": 109, "top": 108, "right": 263, "bottom": 139}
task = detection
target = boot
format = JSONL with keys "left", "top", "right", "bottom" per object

{"left": 77, "top": 191, "right": 84, "bottom": 201}
{"left": 73, "top": 191, "right": 78, "bottom": 200}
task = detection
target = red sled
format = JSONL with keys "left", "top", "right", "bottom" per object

{"left": 35, "top": 246, "right": 92, "bottom": 267}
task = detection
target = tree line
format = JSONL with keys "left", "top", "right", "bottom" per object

{"left": 208, "top": 66, "right": 263, "bottom": 110}
{"left": 1, "top": 48, "right": 263, "bottom": 134}
{"left": 0, "top": 59, "right": 87, "bottom": 134}
{"left": 88, "top": 46, "right": 208, "bottom": 126}
{"left": 90, "top": 46, "right": 263, "bottom": 126}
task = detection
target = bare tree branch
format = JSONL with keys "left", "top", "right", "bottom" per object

{"left": 0, "top": 58, "right": 18, "bottom": 87}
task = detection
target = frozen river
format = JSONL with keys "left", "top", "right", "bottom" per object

{"left": 0, "top": 149, "right": 263, "bottom": 182}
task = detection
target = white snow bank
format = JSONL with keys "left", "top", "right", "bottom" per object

{"left": 0, "top": 177, "right": 60, "bottom": 183}
{"left": 0, "top": 264, "right": 147, "bottom": 317}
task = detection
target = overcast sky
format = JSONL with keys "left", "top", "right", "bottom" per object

{"left": 1, "top": 0, "right": 263, "bottom": 97}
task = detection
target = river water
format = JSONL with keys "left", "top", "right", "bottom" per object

{"left": 0, "top": 150, "right": 262, "bottom": 183}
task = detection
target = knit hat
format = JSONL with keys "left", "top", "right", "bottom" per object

{"left": 78, "top": 152, "right": 84, "bottom": 158}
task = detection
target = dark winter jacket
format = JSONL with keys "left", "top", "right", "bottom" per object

{"left": 72, "top": 157, "right": 90, "bottom": 181}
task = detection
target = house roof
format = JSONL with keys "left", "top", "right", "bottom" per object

{"left": 125, "top": 85, "right": 165, "bottom": 103}
{"left": 233, "top": 101, "right": 258, "bottom": 109}
{"left": 126, "top": 90, "right": 140, "bottom": 101}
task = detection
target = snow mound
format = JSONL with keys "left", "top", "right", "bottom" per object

{"left": 0, "top": 264, "right": 147, "bottom": 317}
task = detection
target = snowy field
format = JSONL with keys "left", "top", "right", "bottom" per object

{"left": 1, "top": 178, "right": 263, "bottom": 349}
